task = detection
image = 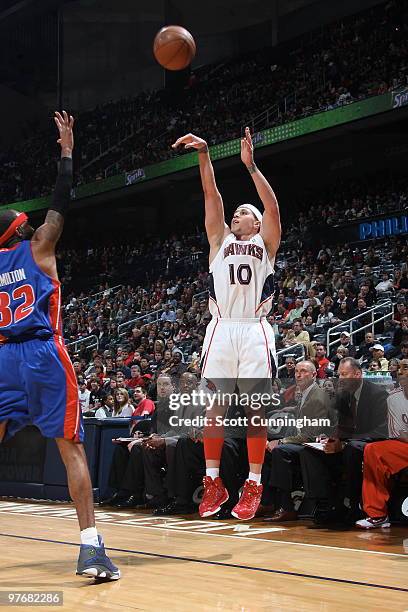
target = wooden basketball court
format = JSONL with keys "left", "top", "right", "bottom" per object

{"left": 0, "top": 499, "right": 406, "bottom": 611}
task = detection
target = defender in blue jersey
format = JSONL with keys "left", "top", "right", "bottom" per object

{"left": 0, "top": 111, "right": 119, "bottom": 580}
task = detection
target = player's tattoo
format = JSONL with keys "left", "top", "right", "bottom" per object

{"left": 198, "top": 145, "right": 209, "bottom": 154}
{"left": 247, "top": 163, "right": 257, "bottom": 174}
{"left": 34, "top": 210, "right": 64, "bottom": 245}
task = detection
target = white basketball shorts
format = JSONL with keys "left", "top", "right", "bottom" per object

{"left": 200, "top": 317, "right": 277, "bottom": 382}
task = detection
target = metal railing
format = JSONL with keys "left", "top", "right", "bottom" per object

{"left": 192, "top": 290, "right": 209, "bottom": 306}
{"left": 243, "top": 92, "right": 297, "bottom": 134}
{"left": 78, "top": 284, "right": 123, "bottom": 303}
{"left": 66, "top": 335, "right": 99, "bottom": 354}
{"left": 276, "top": 343, "right": 306, "bottom": 376}
{"left": 326, "top": 300, "right": 393, "bottom": 354}
{"left": 117, "top": 306, "right": 171, "bottom": 338}
{"left": 80, "top": 126, "right": 136, "bottom": 173}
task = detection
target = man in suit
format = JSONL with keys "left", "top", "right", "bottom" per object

{"left": 299, "top": 357, "right": 388, "bottom": 524}
{"left": 263, "top": 360, "right": 331, "bottom": 521}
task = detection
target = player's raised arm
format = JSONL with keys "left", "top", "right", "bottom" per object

{"left": 172, "top": 133, "right": 228, "bottom": 257}
{"left": 32, "top": 111, "right": 74, "bottom": 262}
{"left": 241, "top": 127, "right": 281, "bottom": 259}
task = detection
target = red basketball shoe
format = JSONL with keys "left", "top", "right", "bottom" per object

{"left": 231, "top": 480, "right": 263, "bottom": 520}
{"left": 199, "top": 476, "right": 229, "bottom": 517}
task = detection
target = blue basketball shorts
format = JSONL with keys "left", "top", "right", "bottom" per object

{"left": 0, "top": 337, "right": 83, "bottom": 442}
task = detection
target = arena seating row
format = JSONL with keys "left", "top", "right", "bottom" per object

{"left": 1, "top": 0, "right": 407, "bottom": 206}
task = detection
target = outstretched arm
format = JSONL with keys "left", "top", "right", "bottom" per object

{"left": 172, "top": 134, "right": 228, "bottom": 259}
{"left": 241, "top": 127, "right": 281, "bottom": 259}
{"left": 32, "top": 111, "right": 74, "bottom": 259}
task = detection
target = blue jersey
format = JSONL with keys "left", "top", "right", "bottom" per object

{"left": 0, "top": 240, "right": 62, "bottom": 343}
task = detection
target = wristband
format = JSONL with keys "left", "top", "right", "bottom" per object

{"left": 49, "top": 157, "right": 73, "bottom": 218}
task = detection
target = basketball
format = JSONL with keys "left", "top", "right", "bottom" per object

{"left": 153, "top": 25, "right": 196, "bottom": 71}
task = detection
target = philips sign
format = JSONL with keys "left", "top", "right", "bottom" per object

{"left": 393, "top": 87, "right": 408, "bottom": 109}
{"left": 359, "top": 216, "right": 408, "bottom": 240}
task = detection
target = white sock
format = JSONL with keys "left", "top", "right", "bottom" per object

{"left": 206, "top": 467, "right": 220, "bottom": 480}
{"left": 80, "top": 527, "right": 99, "bottom": 547}
{"left": 247, "top": 472, "right": 261, "bottom": 485}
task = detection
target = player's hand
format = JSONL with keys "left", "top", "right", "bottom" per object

{"left": 172, "top": 133, "right": 207, "bottom": 151}
{"left": 241, "top": 126, "right": 254, "bottom": 167}
{"left": 54, "top": 110, "right": 74, "bottom": 155}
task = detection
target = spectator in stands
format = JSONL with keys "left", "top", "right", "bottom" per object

{"left": 131, "top": 386, "right": 155, "bottom": 417}
{"left": 388, "top": 358, "right": 400, "bottom": 381}
{"left": 333, "top": 289, "right": 352, "bottom": 315}
{"left": 394, "top": 341, "right": 408, "bottom": 361}
{"left": 161, "top": 305, "right": 176, "bottom": 322}
{"left": 115, "top": 356, "right": 131, "bottom": 378}
{"left": 73, "top": 361, "right": 83, "bottom": 376}
{"left": 356, "top": 331, "right": 376, "bottom": 361}
{"left": 166, "top": 338, "right": 184, "bottom": 361}
{"left": 369, "top": 344, "right": 389, "bottom": 371}
{"left": 282, "top": 357, "right": 296, "bottom": 379}
{"left": 316, "top": 304, "right": 334, "bottom": 327}
{"left": 302, "top": 304, "right": 319, "bottom": 324}
{"left": 375, "top": 272, "right": 393, "bottom": 294}
{"left": 284, "top": 298, "right": 304, "bottom": 323}
{"left": 78, "top": 378, "right": 91, "bottom": 413}
{"left": 313, "top": 344, "right": 330, "bottom": 379}
{"left": 125, "top": 364, "right": 145, "bottom": 389}
{"left": 337, "top": 331, "right": 356, "bottom": 358}
{"left": 139, "top": 357, "right": 152, "bottom": 376}
{"left": 95, "top": 394, "right": 115, "bottom": 419}
{"left": 284, "top": 320, "right": 311, "bottom": 354}
{"left": 113, "top": 389, "right": 133, "bottom": 417}
{"left": 392, "top": 300, "right": 407, "bottom": 325}
{"left": 391, "top": 316, "right": 408, "bottom": 353}
{"left": 303, "top": 288, "right": 321, "bottom": 308}
{"left": 368, "top": 360, "right": 381, "bottom": 372}
{"left": 88, "top": 380, "right": 106, "bottom": 410}
{"left": 334, "top": 301, "right": 351, "bottom": 322}
{"left": 396, "top": 270, "right": 408, "bottom": 294}
{"left": 303, "top": 315, "right": 316, "bottom": 339}
{"left": 115, "top": 372, "right": 127, "bottom": 389}
{"left": 161, "top": 352, "right": 187, "bottom": 380}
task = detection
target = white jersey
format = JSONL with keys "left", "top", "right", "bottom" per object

{"left": 208, "top": 233, "right": 274, "bottom": 319}
{"left": 387, "top": 387, "right": 408, "bottom": 438}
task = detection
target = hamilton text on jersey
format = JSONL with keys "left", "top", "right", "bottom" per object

{"left": 0, "top": 268, "right": 27, "bottom": 288}
{"left": 223, "top": 243, "right": 263, "bottom": 260}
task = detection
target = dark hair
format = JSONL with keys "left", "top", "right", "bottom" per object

{"left": 340, "top": 357, "right": 362, "bottom": 371}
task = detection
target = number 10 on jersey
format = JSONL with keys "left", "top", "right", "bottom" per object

{"left": 229, "top": 263, "right": 252, "bottom": 285}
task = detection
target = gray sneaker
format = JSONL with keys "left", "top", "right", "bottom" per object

{"left": 76, "top": 535, "right": 121, "bottom": 580}
{"left": 355, "top": 516, "right": 391, "bottom": 529}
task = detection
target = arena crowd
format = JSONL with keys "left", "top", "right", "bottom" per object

{"left": 1, "top": 0, "right": 407, "bottom": 206}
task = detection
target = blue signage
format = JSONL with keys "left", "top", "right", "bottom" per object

{"left": 359, "top": 215, "right": 408, "bottom": 240}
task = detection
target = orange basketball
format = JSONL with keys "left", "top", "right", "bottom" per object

{"left": 153, "top": 25, "right": 196, "bottom": 71}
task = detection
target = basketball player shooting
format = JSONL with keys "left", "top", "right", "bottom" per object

{"left": 0, "top": 112, "right": 120, "bottom": 580}
{"left": 172, "top": 127, "right": 281, "bottom": 520}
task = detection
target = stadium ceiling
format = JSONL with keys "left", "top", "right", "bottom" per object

{"left": 0, "top": 0, "right": 322, "bottom": 31}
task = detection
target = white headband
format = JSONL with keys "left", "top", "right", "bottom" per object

{"left": 236, "top": 204, "right": 262, "bottom": 222}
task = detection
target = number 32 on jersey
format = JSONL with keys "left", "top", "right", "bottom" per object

{"left": 0, "top": 284, "right": 36, "bottom": 327}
